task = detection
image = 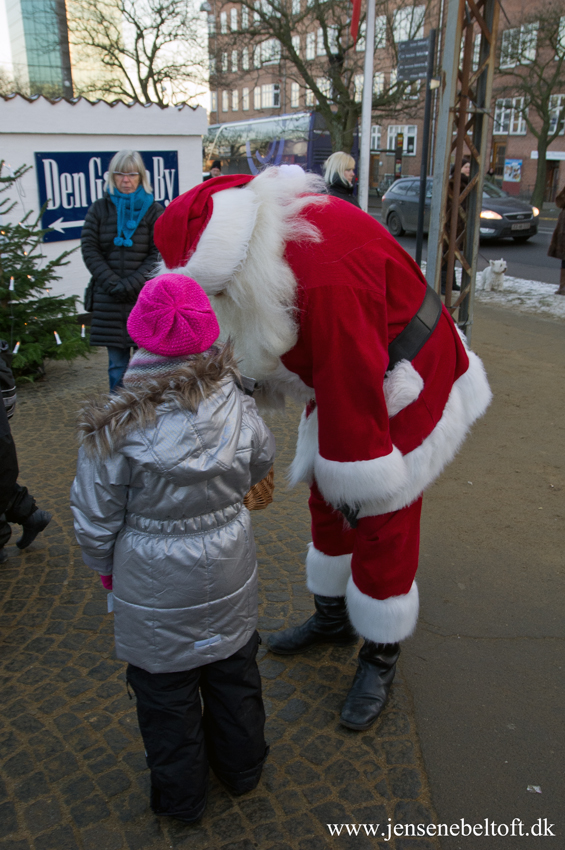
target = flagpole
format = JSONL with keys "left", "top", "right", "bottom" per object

{"left": 358, "top": 0, "right": 376, "bottom": 212}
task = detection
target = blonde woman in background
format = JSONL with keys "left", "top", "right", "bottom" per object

{"left": 323, "top": 151, "right": 359, "bottom": 207}
{"left": 81, "top": 150, "right": 164, "bottom": 390}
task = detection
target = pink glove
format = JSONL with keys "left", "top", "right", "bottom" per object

{"left": 100, "top": 574, "right": 113, "bottom": 591}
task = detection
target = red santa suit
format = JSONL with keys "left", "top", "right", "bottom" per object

{"left": 154, "top": 167, "right": 492, "bottom": 646}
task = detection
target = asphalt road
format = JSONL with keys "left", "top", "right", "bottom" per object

{"left": 371, "top": 208, "right": 561, "bottom": 285}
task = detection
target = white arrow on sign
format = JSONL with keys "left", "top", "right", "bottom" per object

{"left": 49, "top": 217, "right": 86, "bottom": 233}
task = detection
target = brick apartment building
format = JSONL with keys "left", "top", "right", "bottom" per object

{"left": 205, "top": 0, "right": 565, "bottom": 201}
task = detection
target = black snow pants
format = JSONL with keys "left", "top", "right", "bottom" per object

{"left": 126, "top": 631, "right": 268, "bottom": 823}
{"left": 0, "top": 483, "right": 37, "bottom": 548}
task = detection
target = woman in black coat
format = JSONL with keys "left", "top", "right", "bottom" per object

{"left": 323, "top": 151, "right": 359, "bottom": 207}
{"left": 81, "top": 150, "right": 163, "bottom": 390}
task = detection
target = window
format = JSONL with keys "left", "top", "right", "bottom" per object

{"left": 389, "top": 68, "right": 397, "bottom": 90}
{"left": 230, "top": 7, "right": 237, "bottom": 30}
{"left": 242, "top": 47, "right": 249, "bottom": 70}
{"left": 393, "top": 6, "right": 425, "bottom": 43}
{"left": 354, "top": 74, "right": 363, "bottom": 102}
{"left": 253, "top": 45, "right": 261, "bottom": 68}
{"left": 222, "top": 52, "right": 228, "bottom": 73}
{"left": 242, "top": 87, "right": 250, "bottom": 110}
{"left": 261, "top": 83, "right": 281, "bottom": 107}
{"left": 373, "top": 72, "right": 384, "bottom": 96}
{"left": 209, "top": 56, "right": 216, "bottom": 75}
{"left": 387, "top": 124, "right": 417, "bottom": 154}
{"left": 230, "top": 50, "right": 237, "bottom": 72}
{"left": 222, "top": 90, "right": 229, "bottom": 112}
{"left": 375, "top": 15, "right": 386, "bottom": 48}
{"left": 262, "top": 38, "right": 281, "bottom": 64}
{"left": 231, "top": 90, "right": 239, "bottom": 110}
{"left": 328, "top": 26, "right": 339, "bottom": 53}
{"left": 494, "top": 97, "right": 526, "bottom": 134}
{"left": 549, "top": 94, "right": 565, "bottom": 134}
{"left": 316, "top": 77, "right": 331, "bottom": 99}
{"left": 315, "top": 26, "right": 338, "bottom": 56}
{"left": 306, "top": 31, "right": 316, "bottom": 60}
{"left": 509, "top": 97, "right": 526, "bottom": 134}
{"left": 254, "top": 86, "right": 261, "bottom": 109}
{"left": 407, "top": 79, "right": 421, "bottom": 99}
{"left": 557, "top": 16, "right": 565, "bottom": 58}
{"left": 211, "top": 91, "right": 218, "bottom": 112}
{"left": 291, "top": 81, "right": 300, "bottom": 107}
{"left": 472, "top": 33, "right": 481, "bottom": 71}
{"left": 220, "top": 11, "right": 228, "bottom": 33}
{"left": 500, "top": 23, "right": 538, "bottom": 68}
{"left": 208, "top": 15, "right": 216, "bottom": 36}
{"left": 493, "top": 97, "right": 511, "bottom": 133}
{"left": 370, "top": 124, "right": 382, "bottom": 150}
{"left": 305, "top": 87, "right": 315, "bottom": 106}
{"left": 292, "top": 34, "right": 300, "bottom": 56}
{"left": 292, "top": 0, "right": 300, "bottom": 12}
{"left": 403, "top": 181, "right": 420, "bottom": 196}
{"left": 241, "top": 5, "right": 248, "bottom": 29}
{"left": 520, "top": 23, "right": 538, "bottom": 63}
{"left": 356, "top": 21, "right": 366, "bottom": 52}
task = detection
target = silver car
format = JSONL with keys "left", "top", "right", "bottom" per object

{"left": 381, "top": 177, "right": 539, "bottom": 242}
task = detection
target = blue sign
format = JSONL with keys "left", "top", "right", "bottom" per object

{"left": 34, "top": 151, "right": 179, "bottom": 243}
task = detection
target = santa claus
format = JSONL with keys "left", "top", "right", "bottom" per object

{"left": 153, "top": 166, "right": 491, "bottom": 730}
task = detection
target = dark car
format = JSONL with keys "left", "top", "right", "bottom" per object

{"left": 381, "top": 177, "right": 539, "bottom": 242}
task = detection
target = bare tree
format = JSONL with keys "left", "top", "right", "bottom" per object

{"left": 495, "top": 0, "right": 565, "bottom": 207}
{"left": 68, "top": 0, "right": 207, "bottom": 106}
{"left": 212, "top": 0, "right": 431, "bottom": 152}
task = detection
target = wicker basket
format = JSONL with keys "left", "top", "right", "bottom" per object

{"left": 244, "top": 466, "right": 275, "bottom": 510}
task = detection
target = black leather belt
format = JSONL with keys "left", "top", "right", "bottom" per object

{"left": 387, "top": 285, "right": 443, "bottom": 372}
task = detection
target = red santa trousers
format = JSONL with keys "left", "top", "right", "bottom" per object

{"left": 308, "top": 481, "right": 422, "bottom": 641}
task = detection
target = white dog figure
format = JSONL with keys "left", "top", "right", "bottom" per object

{"left": 477, "top": 258, "right": 507, "bottom": 292}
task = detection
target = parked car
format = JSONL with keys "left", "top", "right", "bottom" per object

{"left": 381, "top": 177, "right": 539, "bottom": 242}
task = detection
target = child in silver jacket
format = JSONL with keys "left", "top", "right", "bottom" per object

{"left": 71, "top": 274, "right": 275, "bottom": 824}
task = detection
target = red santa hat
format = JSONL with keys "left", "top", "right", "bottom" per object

{"left": 154, "top": 174, "right": 255, "bottom": 270}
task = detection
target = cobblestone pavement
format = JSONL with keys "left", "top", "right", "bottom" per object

{"left": 1, "top": 350, "right": 440, "bottom": 850}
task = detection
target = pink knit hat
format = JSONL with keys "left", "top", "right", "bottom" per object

{"left": 127, "top": 274, "right": 220, "bottom": 357}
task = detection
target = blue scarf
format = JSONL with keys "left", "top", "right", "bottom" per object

{"left": 110, "top": 186, "right": 154, "bottom": 247}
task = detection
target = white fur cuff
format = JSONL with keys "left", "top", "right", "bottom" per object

{"left": 346, "top": 577, "right": 419, "bottom": 643}
{"left": 314, "top": 446, "right": 409, "bottom": 509}
{"left": 306, "top": 545, "right": 352, "bottom": 596}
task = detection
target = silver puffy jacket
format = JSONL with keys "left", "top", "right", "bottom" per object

{"left": 70, "top": 356, "right": 275, "bottom": 674}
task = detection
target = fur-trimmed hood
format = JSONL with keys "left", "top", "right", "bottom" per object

{"left": 77, "top": 343, "right": 241, "bottom": 459}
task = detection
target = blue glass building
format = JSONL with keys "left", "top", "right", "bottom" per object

{"left": 6, "top": 0, "right": 73, "bottom": 96}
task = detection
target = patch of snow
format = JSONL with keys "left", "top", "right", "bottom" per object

{"left": 419, "top": 261, "right": 565, "bottom": 321}
{"left": 475, "top": 275, "right": 565, "bottom": 321}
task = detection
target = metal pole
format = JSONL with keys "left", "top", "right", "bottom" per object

{"left": 415, "top": 28, "right": 436, "bottom": 268}
{"left": 358, "top": 0, "right": 376, "bottom": 212}
{"left": 426, "top": 0, "right": 462, "bottom": 293}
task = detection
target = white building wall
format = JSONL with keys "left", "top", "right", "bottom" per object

{"left": 0, "top": 95, "right": 208, "bottom": 303}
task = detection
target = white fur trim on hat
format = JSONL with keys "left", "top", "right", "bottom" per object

{"left": 346, "top": 577, "right": 419, "bottom": 643}
{"left": 175, "top": 188, "right": 260, "bottom": 293}
{"left": 306, "top": 544, "right": 352, "bottom": 596}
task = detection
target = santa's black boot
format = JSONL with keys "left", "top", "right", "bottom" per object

{"left": 268, "top": 595, "right": 358, "bottom": 655}
{"left": 339, "top": 640, "right": 400, "bottom": 730}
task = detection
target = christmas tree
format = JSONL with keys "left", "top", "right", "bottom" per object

{"left": 0, "top": 160, "right": 90, "bottom": 381}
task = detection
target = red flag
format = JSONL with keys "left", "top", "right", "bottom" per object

{"left": 350, "top": 0, "right": 363, "bottom": 42}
